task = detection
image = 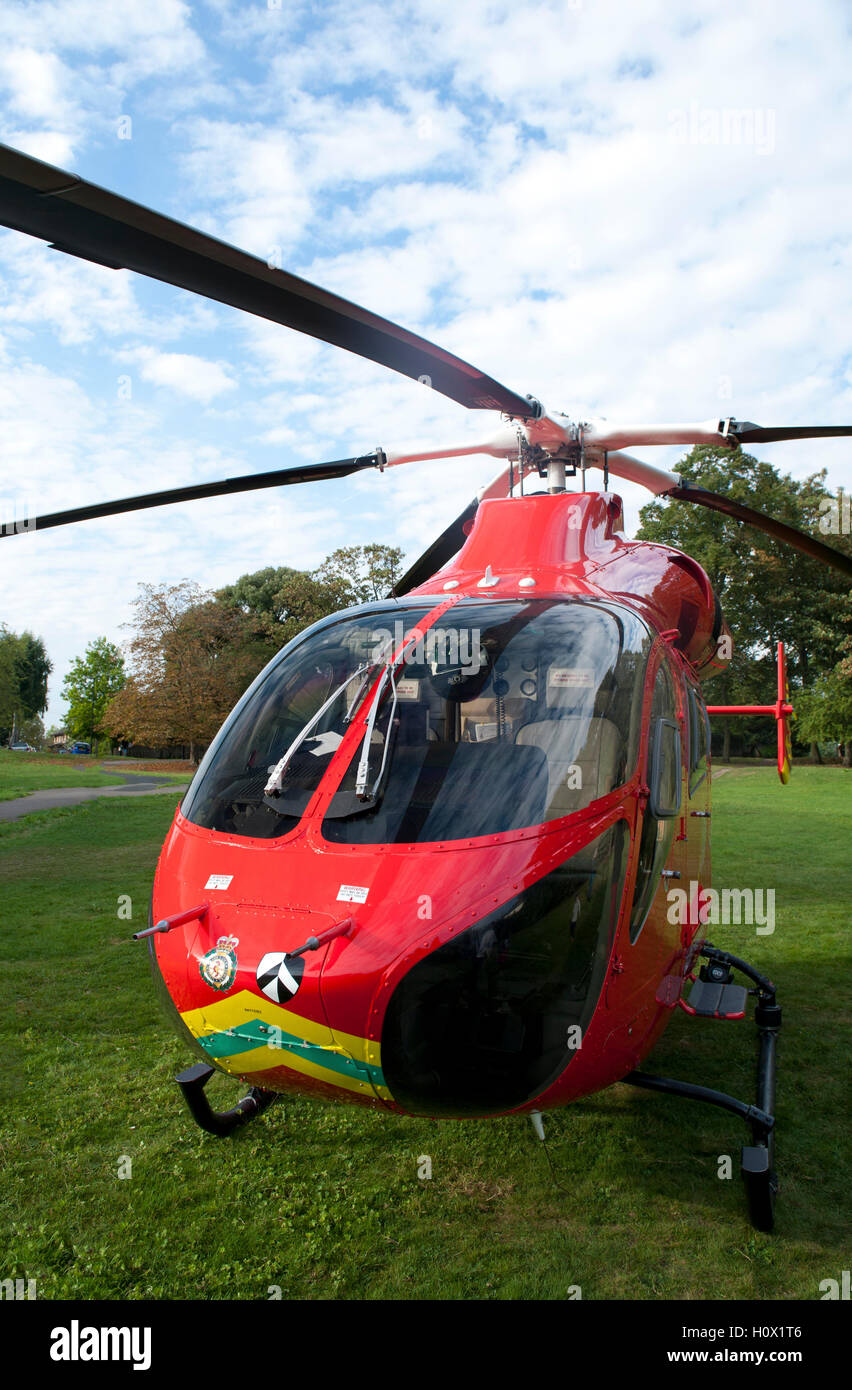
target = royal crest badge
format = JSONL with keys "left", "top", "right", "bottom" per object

{"left": 199, "top": 935, "right": 239, "bottom": 992}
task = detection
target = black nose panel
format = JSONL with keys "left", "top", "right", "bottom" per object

{"left": 382, "top": 822, "right": 628, "bottom": 1117}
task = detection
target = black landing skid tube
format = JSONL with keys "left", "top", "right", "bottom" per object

{"left": 175, "top": 1061, "right": 279, "bottom": 1137}
{"left": 623, "top": 944, "right": 781, "bottom": 1232}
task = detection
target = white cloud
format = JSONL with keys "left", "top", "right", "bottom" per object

{"left": 0, "top": 236, "right": 140, "bottom": 346}
{"left": 0, "top": 128, "right": 78, "bottom": 165}
{"left": 0, "top": 1, "right": 204, "bottom": 76}
{"left": 0, "top": 48, "right": 75, "bottom": 124}
{"left": 179, "top": 120, "right": 313, "bottom": 257}
{"left": 0, "top": 1, "right": 207, "bottom": 161}
{"left": 123, "top": 348, "right": 238, "bottom": 404}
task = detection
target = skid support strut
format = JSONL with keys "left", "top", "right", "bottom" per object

{"left": 175, "top": 1062, "right": 279, "bottom": 1137}
{"left": 623, "top": 944, "right": 780, "bottom": 1231}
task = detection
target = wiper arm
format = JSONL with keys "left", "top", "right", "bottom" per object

{"left": 355, "top": 631, "right": 420, "bottom": 801}
{"left": 344, "top": 665, "right": 376, "bottom": 722}
{"left": 355, "top": 666, "right": 398, "bottom": 801}
{"left": 369, "top": 665, "right": 401, "bottom": 803}
{"left": 264, "top": 661, "right": 374, "bottom": 797}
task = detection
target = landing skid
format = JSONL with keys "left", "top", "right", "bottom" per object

{"left": 624, "top": 945, "right": 781, "bottom": 1231}
{"left": 175, "top": 1061, "right": 279, "bottom": 1137}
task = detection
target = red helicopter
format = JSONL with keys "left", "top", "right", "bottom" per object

{"left": 2, "top": 142, "right": 851, "bottom": 1234}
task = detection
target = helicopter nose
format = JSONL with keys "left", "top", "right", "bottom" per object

{"left": 151, "top": 903, "right": 386, "bottom": 1105}
{"left": 375, "top": 821, "right": 630, "bottom": 1118}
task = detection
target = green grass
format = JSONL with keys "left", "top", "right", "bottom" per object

{"left": 0, "top": 766, "right": 848, "bottom": 1300}
{"left": 0, "top": 749, "right": 127, "bottom": 801}
{"left": 0, "top": 750, "right": 188, "bottom": 801}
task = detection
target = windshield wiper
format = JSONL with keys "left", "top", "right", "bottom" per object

{"left": 355, "top": 666, "right": 396, "bottom": 801}
{"left": 355, "top": 630, "right": 421, "bottom": 802}
{"left": 264, "top": 661, "right": 375, "bottom": 797}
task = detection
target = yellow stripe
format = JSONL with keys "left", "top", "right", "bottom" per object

{"left": 180, "top": 989, "right": 386, "bottom": 1097}
{"left": 183, "top": 989, "right": 329, "bottom": 1042}
{"left": 215, "top": 1042, "right": 391, "bottom": 1100}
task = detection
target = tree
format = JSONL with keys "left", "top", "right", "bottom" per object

{"left": 637, "top": 448, "right": 852, "bottom": 760}
{"left": 15, "top": 633, "right": 52, "bottom": 718}
{"left": 0, "top": 625, "right": 53, "bottom": 744}
{"left": 795, "top": 605, "right": 852, "bottom": 765}
{"left": 62, "top": 638, "right": 125, "bottom": 751}
{"left": 795, "top": 669, "right": 852, "bottom": 765}
{"left": 17, "top": 714, "right": 45, "bottom": 750}
{"left": 0, "top": 629, "right": 19, "bottom": 740}
{"left": 314, "top": 544, "right": 404, "bottom": 605}
{"left": 104, "top": 583, "right": 258, "bottom": 762}
{"left": 219, "top": 546, "right": 405, "bottom": 659}
{"left": 218, "top": 565, "right": 348, "bottom": 655}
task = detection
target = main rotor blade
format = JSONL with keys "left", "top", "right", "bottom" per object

{"left": 582, "top": 418, "right": 852, "bottom": 450}
{"left": 667, "top": 481, "right": 852, "bottom": 578}
{"left": 0, "top": 143, "right": 533, "bottom": 416}
{"left": 0, "top": 454, "right": 382, "bottom": 539}
{"left": 725, "top": 423, "right": 852, "bottom": 445}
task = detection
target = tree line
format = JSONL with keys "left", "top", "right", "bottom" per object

{"left": 82, "top": 545, "right": 403, "bottom": 760}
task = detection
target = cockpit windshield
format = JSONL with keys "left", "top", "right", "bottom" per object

{"left": 181, "top": 598, "right": 651, "bottom": 842}
{"left": 181, "top": 604, "right": 435, "bottom": 838}
{"left": 323, "top": 599, "right": 651, "bottom": 843}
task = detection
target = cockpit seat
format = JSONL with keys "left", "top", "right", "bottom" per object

{"left": 460, "top": 696, "right": 527, "bottom": 742}
{"left": 515, "top": 716, "right": 621, "bottom": 818}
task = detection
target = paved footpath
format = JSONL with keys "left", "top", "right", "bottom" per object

{"left": 0, "top": 774, "right": 189, "bottom": 823}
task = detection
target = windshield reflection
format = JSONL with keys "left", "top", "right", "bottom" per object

{"left": 181, "top": 604, "right": 434, "bottom": 838}
{"left": 182, "top": 598, "right": 651, "bottom": 843}
{"left": 323, "top": 599, "right": 650, "bottom": 843}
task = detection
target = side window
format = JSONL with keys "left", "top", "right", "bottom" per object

{"left": 687, "top": 686, "right": 710, "bottom": 795}
{"left": 630, "top": 660, "right": 680, "bottom": 943}
{"left": 650, "top": 718, "right": 681, "bottom": 817}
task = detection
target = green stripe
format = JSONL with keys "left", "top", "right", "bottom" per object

{"left": 197, "top": 1020, "right": 386, "bottom": 1088}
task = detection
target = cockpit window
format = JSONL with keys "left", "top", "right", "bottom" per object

{"left": 323, "top": 599, "right": 651, "bottom": 844}
{"left": 382, "top": 821, "right": 630, "bottom": 1116}
{"left": 181, "top": 604, "right": 435, "bottom": 838}
{"left": 182, "top": 597, "right": 651, "bottom": 843}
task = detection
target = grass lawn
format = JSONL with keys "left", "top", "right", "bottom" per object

{"left": 0, "top": 750, "right": 189, "bottom": 802}
{"left": 0, "top": 750, "right": 127, "bottom": 801}
{"left": 0, "top": 765, "right": 848, "bottom": 1300}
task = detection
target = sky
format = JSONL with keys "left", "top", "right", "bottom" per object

{"left": 0, "top": 0, "right": 850, "bottom": 728}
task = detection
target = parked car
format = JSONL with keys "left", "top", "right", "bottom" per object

{"left": 9, "top": 743, "right": 35, "bottom": 752}
{"left": 68, "top": 741, "right": 91, "bottom": 755}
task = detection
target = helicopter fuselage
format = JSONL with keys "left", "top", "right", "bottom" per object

{"left": 150, "top": 489, "right": 724, "bottom": 1119}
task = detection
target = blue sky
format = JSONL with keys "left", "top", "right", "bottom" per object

{"left": 0, "top": 0, "right": 850, "bottom": 726}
